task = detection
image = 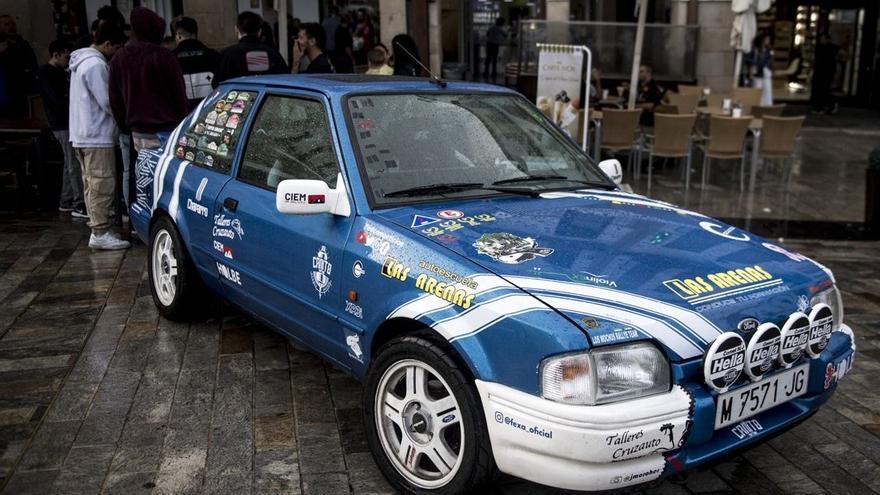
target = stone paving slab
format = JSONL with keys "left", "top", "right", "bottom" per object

{"left": 0, "top": 214, "right": 877, "bottom": 494}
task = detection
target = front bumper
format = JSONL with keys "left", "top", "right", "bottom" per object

{"left": 476, "top": 326, "right": 855, "bottom": 492}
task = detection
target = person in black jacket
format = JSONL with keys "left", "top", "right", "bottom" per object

{"left": 173, "top": 17, "right": 220, "bottom": 108}
{"left": 213, "top": 11, "right": 287, "bottom": 87}
{"left": 291, "top": 23, "right": 335, "bottom": 74}
{"left": 38, "top": 39, "right": 86, "bottom": 217}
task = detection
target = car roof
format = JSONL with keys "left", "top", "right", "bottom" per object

{"left": 222, "top": 74, "right": 521, "bottom": 97}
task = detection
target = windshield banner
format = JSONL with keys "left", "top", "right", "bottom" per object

{"left": 536, "top": 45, "right": 584, "bottom": 137}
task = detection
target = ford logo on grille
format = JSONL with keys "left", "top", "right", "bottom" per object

{"left": 704, "top": 332, "right": 746, "bottom": 393}
{"left": 744, "top": 322, "right": 781, "bottom": 380}
{"left": 779, "top": 312, "right": 810, "bottom": 367}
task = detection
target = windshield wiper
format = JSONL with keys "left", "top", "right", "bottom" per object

{"left": 384, "top": 182, "right": 485, "bottom": 198}
{"left": 492, "top": 175, "right": 617, "bottom": 190}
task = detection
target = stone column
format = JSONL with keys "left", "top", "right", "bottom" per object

{"left": 182, "top": 0, "right": 239, "bottom": 50}
{"left": 695, "top": 0, "right": 735, "bottom": 93}
{"left": 379, "top": 0, "right": 407, "bottom": 48}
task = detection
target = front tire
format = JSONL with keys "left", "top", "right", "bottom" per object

{"left": 364, "top": 334, "right": 495, "bottom": 494}
{"left": 148, "top": 216, "right": 204, "bottom": 320}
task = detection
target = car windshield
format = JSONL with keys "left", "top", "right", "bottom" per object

{"left": 346, "top": 93, "right": 612, "bottom": 206}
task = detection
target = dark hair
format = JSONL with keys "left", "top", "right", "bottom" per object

{"left": 391, "top": 34, "right": 420, "bottom": 76}
{"left": 93, "top": 21, "right": 126, "bottom": 45}
{"left": 329, "top": 5, "right": 339, "bottom": 15}
{"left": 259, "top": 21, "right": 276, "bottom": 47}
{"left": 97, "top": 5, "right": 125, "bottom": 27}
{"left": 300, "top": 22, "right": 325, "bottom": 50}
{"left": 176, "top": 16, "right": 197, "bottom": 36}
{"left": 237, "top": 11, "right": 262, "bottom": 36}
{"left": 752, "top": 32, "right": 772, "bottom": 49}
{"left": 367, "top": 47, "right": 385, "bottom": 65}
{"left": 495, "top": 17, "right": 505, "bottom": 26}
{"left": 48, "top": 39, "right": 72, "bottom": 56}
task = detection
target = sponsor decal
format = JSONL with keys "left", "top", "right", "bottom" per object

{"left": 744, "top": 323, "right": 781, "bottom": 380}
{"left": 493, "top": 411, "right": 553, "bottom": 439}
{"left": 605, "top": 429, "right": 662, "bottom": 460}
{"left": 807, "top": 304, "right": 833, "bottom": 358}
{"left": 216, "top": 261, "right": 241, "bottom": 285}
{"left": 383, "top": 257, "right": 476, "bottom": 309}
{"left": 195, "top": 177, "right": 208, "bottom": 201}
{"left": 694, "top": 284, "right": 791, "bottom": 313}
{"left": 699, "top": 221, "right": 750, "bottom": 241}
{"left": 352, "top": 260, "right": 365, "bottom": 278}
{"left": 355, "top": 231, "right": 367, "bottom": 244}
{"left": 531, "top": 268, "right": 619, "bottom": 288}
{"left": 473, "top": 233, "right": 554, "bottom": 264}
{"left": 344, "top": 330, "right": 363, "bottom": 362}
{"left": 778, "top": 313, "right": 810, "bottom": 367}
{"left": 582, "top": 317, "right": 599, "bottom": 328}
{"left": 417, "top": 261, "right": 478, "bottom": 289}
{"left": 437, "top": 234, "right": 457, "bottom": 243}
{"left": 762, "top": 242, "right": 810, "bottom": 262}
{"left": 663, "top": 264, "right": 781, "bottom": 305}
{"left": 610, "top": 468, "right": 663, "bottom": 485}
{"left": 796, "top": 295, "right": 810, "bottom": 313}
{"left": 212, "top": 214, "right": 244, "bottom": 240}
{"left": 357, "top": 223, "right": 403, "bottom": 257}
{"left": 345, "top": 300, "right": 363, "bottom": 319}
{"left": 824, "top": 353, "right": 853, "bottom": 390}
{"left": 311, "top": 246, "right": 333, "bottom": 298}
{"left": 186, "top": 198, "right": 208, "bottom": 217}
{"left": 437, "top": 209, "right": 464, "bottom": 219}
{"left": 738, "top": 318, "right": 760, "bottom": 333}
{"left": 731, "top": 419, "right": 763, "bottom": 440}
{"left": 411, "top": 214, "right": 440, "bottom": 228}
{"left": 591, "top": 326, "right": 640, "bottom": 345}
{"left": 213, "top": 240, "right": 233, "bottom": 259}
{"left": 704, "top": 332, "right": 746, "bottom": 392}
{"left": 421, "top": 213, "right": 497, "bottom": 237}
{"left": 308, "top": 194, "right": 325, "bottom": 204}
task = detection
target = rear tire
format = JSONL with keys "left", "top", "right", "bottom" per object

{"left": 364, "top": 333, "right": 496, "bottom": 494}
{"left": 148, "top": 216, "right": 205, "bottom": 320}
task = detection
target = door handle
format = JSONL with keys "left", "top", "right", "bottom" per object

{"left": 223, "top": 197, "right": 238, "bottom": 212}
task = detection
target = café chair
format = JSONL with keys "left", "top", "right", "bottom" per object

{"left": 677, "top": 85, "right": 704, "bottom": 96}
{"left": 599, "top": 109, "right": 643, "bottom": 178}
{"left": 666, "top": 92, "right": 700, "bottom": 114}
{"left": 641, "top": 113, "right": 698, "bottom": 195}
{"left": 695, "top": 115, "right": 752, "bottom": 191}
{"left": 733, "top": 87, "right": 763, "bottom": 114}
{"left": 752, "top": 104, "right": 785, "bottom": 118}
{"left": 759, "top": 116, "right": 805, "bottom": 187}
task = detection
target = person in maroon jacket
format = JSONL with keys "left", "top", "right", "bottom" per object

{"left": 109, "top": 6, "right": 187, "bottom": 153}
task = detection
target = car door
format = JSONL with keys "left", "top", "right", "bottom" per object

{"left": 214, "top": 90, "right": 355, "bottom": 364}
{"left": 172, "top": 87, "right": 260, "bottom": 285}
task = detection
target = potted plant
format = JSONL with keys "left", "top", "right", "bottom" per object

{"left": 867, "top": 145, "right": 880, "bottom": 234}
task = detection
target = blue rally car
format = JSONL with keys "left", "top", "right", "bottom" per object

{"left": 131, "top": 75, "right": 855, "bottom": 493}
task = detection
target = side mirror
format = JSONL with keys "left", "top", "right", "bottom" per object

{"left": 598, "top": 159, "right": 623, "bottom": 185}
{"left": 276, "top": 173, "right": 351, "bottom": 217}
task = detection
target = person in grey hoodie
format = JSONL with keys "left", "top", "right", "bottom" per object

{"left": 69, "top": 22, "right": 130, "bottom": 250}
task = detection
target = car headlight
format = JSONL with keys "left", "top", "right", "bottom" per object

{"left": 540, "top": 342, "right": 671, "bottom": 405}
{"left": 811, "top": 285, "right": 844, "bottom": 330}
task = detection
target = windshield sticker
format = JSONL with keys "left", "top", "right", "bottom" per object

{"left": 311, "top": 246, "right": 333, "bottom": 298}
{"left": 411, "top": 215, "right": 440, "bottom": 228}
{"left": 699, "top": 221, "right": 751, "bottom": 242}
{"left": 663, "top": 265, "right": 782, "bottom": 305}
{"left": 421, "top": 213, "right": 496, "bottom": 237}
{"left": 473, "top": 233, "right": 554, "bottom": 264}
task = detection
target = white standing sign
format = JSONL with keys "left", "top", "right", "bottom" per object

{"left": 535, "top": 44, "right": 591, "bottom": 151}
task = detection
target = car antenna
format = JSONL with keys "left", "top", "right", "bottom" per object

{"left": 394, "top": 41, "right": 446, "bottom": 88}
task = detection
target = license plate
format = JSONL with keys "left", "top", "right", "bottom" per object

{"left": 715, "top": 363, "right": 809, "bottom": 429}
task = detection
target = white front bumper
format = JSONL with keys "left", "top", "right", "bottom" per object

{"left": 475, "top": 380, "right": 692, "bottom": 491}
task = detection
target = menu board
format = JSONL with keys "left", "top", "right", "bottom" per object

{"left": 174, "top": 90, "right": 257, "bottom": 172}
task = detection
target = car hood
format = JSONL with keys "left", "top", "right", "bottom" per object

{"left": 375, "top": 190, "right": 834, "bottom": 360}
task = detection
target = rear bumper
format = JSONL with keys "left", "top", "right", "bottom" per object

{"left": 476, "top": 326, "right": 855, "bottom": 492}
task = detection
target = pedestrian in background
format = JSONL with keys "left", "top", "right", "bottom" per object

{"left": 0, "top": 14, "right": 38, "bottom": 118}
{"left": 38, "top": 39, "right": 87, "bottom": 219}
{"left": 292, "top": 23, "right": 334, "bottom": 74}
{"left": 483, "top": 17, "right": 506, "bottom": 81}
{"left": 173, "top": 17, "right": 220, "bottom": 109}
{"left": 331, "top": 14, "right": 355, "bottom": 74}
{"left": 69, "top": 22, "right": 130, "bottom": 250}
{"left": 365, "top": 47, "right": 392, "bottom": 75}
{"left": 811, "top": 32, "right": 839, "bottom": 114}
{"left": 749, "top": 32, "right": 773, "bottom": 106}
{"left": 391, "top": 34, "right": 420, "bottom": 77}
{"left": 322, "top": 6, "right": 340, "bottom": 55}
{"left": 213, "top": 12, "right": 287, "bottom": 87}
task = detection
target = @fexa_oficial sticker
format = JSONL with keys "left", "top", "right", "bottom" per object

{"left": 744, "top": 322, "right": 781, "bottom": 380}
{"left": 704, "top": 332, "right": 746, "bottom": 392}
{"left": 778, "top": 312, "right": 810, "bottom": 367}
{"left": 807, "top": 304, "right": 833, "bottom": 358}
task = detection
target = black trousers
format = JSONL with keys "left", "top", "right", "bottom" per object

{"left": 484, "top": 43, "right": 499, "bottom": 79}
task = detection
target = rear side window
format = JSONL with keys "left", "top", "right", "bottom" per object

{"left": 239, "top": 95, "right": 339, "bottom": 191}
{"left": 173, "top": 89, "right": 257, "bottom": 172}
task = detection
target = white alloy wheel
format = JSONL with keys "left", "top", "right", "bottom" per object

{"left": 375, "top": 359, "right": 465, "bottom": 489}
{"left": 151, "top": 229, "right": 178, "bottom": 306}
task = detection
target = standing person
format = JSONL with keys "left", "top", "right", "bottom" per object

{"left": 322, "top": 6, "right": 341, "bottom": 55}
{"left": 331, "top": 14, "right": 355, "bottom": 74}
{"left": 352, "top": 9, "right": 374, "bottom": 65}
{"left": 749, "top": 33, "right": 773, "bottom": 106}
{"left": 291, "top": 23, "right": 335, "bottom": 74}
{"left": 483, "top": 17, "right": 506, "bottom": 81}
{"left": 173, "top": 16, "right": 220, "bottom": 109}
{"left": 109, "top": 6, "right": 188, "bottom": 212}
{"left": 38, "top": 39, "right": 87, "bottom": 218}
{"left": 365, "top": 47, "right": 393, "bottom": 75}
{"left": 214, "top": 12, "right": 287, "bottom": 87}
{"left": 811, "top": 32, "right": 839, "bottom": 114}
{"left": 392, "top": 34, "right": 421, "bottom": 77}
{"left": 69, "top": 22, "right": 130, "bottom": 250}
{"left": 0, "top": 14, "right": 38, "bottom": 118}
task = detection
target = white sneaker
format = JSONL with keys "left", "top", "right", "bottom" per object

{"left": 71, "top": 209, "right": 89, "bottom": 219}
{"left": 89, "top": 232, "right": 131, "bottom": 250}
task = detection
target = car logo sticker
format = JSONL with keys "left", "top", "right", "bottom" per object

{"left": 796, "top": 295, "right": 810, "bottom": 313}
{"left": 308, "top": 194, "right": 325, "bottom": 204}
{"left": 737, "top": 318, "right": 759, "bottom": 333}
{"left": 473, "top": 233, "right": 554, "bottom": 264}
{"left": 437, "top": 209, "right": 464, "bottom": 219}
{"left": 744, "top": 323, "right": 780, "bottom": 380}
{"left": 806, "top": 304, "right": 833, "bottom": 358}
{"left": 411, "top": 215, "right": 440, "bottom": 228}
{"left": 778, "top": 312, "right": 810, "bottom": 367}
{"left": 352, "top": 260, "right": 365, "bottom": 278}
{"left": 699, "top": 221, "right": 750, "bottom": 242}
{"left": 704, "top": 332, "right": 745, "bottom": 392}
{"left": 311, "top": 245, "right": 333, "bottom": 298}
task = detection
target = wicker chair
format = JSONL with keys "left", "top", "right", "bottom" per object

{"left": 642, "top": 113, "right": 697, "bottom": 194}
{"left": 666, "top": 92, "right": 700, "bottom": 114}
{"left": 599, "top": 109, "right": 643, "bottom": 177}
{"left": 696, "top": 115, "right": 752, "bottom": 191}
{"left": 752, "top": 104, "right": 785, "bottom": 118}
{"left": 759, "top": 116, "right": 805, "bottom": 187}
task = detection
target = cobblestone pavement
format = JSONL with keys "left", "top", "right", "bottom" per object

{"left": 0, "top": 214, "right": 878, "bottom": 495}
